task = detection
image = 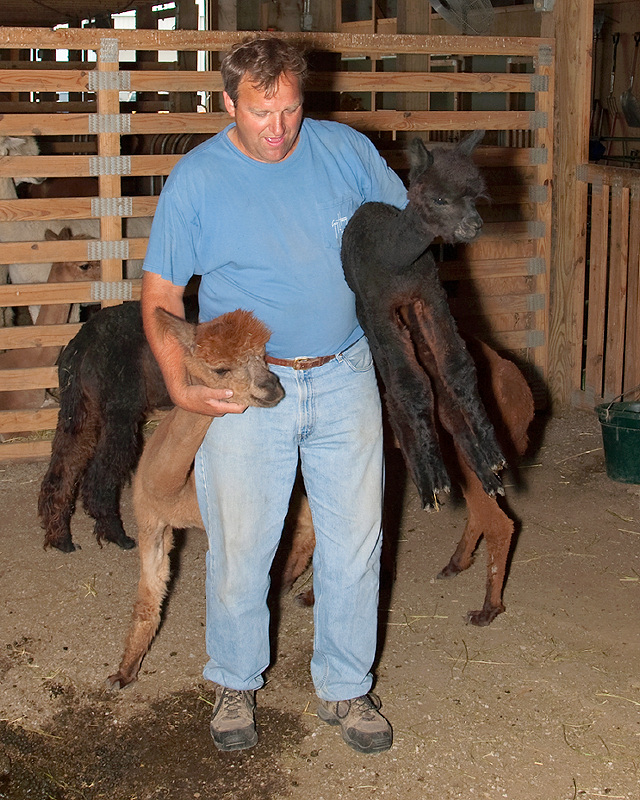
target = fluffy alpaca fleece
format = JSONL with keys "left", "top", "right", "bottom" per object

{"left": 338, "top": 131, "right": 534, "bottom": 624}
{"left": 281, "top": 334, "right": 534, "bottom": 625}
{"left": 38, "top": 301, "right": 177, "bottom": 553}
{"left": 108, "top": 308, "right": 285, "bottom": 687}
{"left": 341, "top": 130, "right": 504, "bottom": 509}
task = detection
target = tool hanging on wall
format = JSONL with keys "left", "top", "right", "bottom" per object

{"left": 606, "top": 32, "right": 621, "bottom": 156}
{"left": 621, "top": 32, "right": 640, "bottom": 127}
{"left": 590, "top": 12, "right": 606, "bottom": 140}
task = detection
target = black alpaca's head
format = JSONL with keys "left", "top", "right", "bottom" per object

{"left": 407, "top": 130, "right": 487, "bottom": 244}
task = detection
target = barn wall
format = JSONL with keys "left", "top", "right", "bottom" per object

{"left": 574, "top": 163, "right": 640, "bottom": 407}
{"left": 0, "top": 27, "right": 554, "bottom": 461}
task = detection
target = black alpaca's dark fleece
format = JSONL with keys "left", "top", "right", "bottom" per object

{"left": 341, "top": 130, "right": 505, "bottom": 509}
{"left": 38, "top": 301, "right": 196, "bottom": 552}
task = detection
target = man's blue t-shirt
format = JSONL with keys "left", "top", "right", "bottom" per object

{"left": 143, "top": 118, "right": 407, "bottom": 358}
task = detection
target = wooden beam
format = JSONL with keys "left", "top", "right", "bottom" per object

{"left": 542, "top": 1, "right": 593, "bottom": 409}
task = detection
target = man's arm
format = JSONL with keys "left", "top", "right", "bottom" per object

{"left": 141, "top": 271, "right": 248, "bottom": 417}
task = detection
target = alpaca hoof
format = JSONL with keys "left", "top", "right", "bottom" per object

{"left": 96, "top": 525, "right": 136, "bottom": 550}
{"left": 437, "top": 558, "right": 470, "bottom": 579}
{"left": 113, "top": 533, "right": 136, "bottom": 550}
{"left": 479, "top": 468, "right": 503, "bottom": 498}
{"left": 295, "top": 588, "right": 315, "bottom": 607}
{"left": 466, "top": 603, "right": 505, "bottom": 626}
{"left": 46, "top": 537, "right": 79, "bottom": 553}
{"left": 420, "top": 485, "right": 449, "bottom": 511}
{"left": 106, "top": 671, "right": 135, "bottom": 690}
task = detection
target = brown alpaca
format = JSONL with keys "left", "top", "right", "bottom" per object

{"left": 281, "top": 336, "right": 534, "bottom": 625}
{"left": 108, "top": 307, "right": 285, "bottom": 688}
{"left": 434, "top": 336, "right": 533, "bottom": 625}
{"left": 0, "top": 228, "right": 99, "bottom": 440}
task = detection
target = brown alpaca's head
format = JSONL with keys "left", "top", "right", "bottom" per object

{"left": 156, "top": 308, "right": 285, "bottom": 408}
{"left": 407, "top": 130, "right": 488, "bottom": 244}
{"left": 44, "top": 227, "right": 101, "bottom": 282}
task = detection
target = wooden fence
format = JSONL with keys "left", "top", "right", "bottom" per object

{"left": 574, "top": 163, "right": 640, "bottom": 408}
{"left": 0, "top": 27, "right": 554, "bottom": 461}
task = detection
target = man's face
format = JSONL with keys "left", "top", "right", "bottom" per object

{"left": 223, "top": 71, "right": 303, "bottom": 163}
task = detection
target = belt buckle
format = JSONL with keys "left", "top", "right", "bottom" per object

{"left": 292, "top": 356, "right": 310, "bottom": 370}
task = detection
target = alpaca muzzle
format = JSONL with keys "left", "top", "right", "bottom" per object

{"left": 251, "top": 372, "right": 285, "bottom": 407}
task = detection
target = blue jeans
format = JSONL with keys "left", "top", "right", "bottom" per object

{"left": 194, "top": 336, "right": 384, "bottom": 701}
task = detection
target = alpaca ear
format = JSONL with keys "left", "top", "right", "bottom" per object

{"left": 457, "top": 129, "right": 485, "bottom": 156}
{"left": 155, "top": 307, "right": 197, "bottom": 352}
{"left": 44, "top": 228, "right": 58, "bottom": 241}
{"left": 408, "top": 138, "right": 435, "bottom": 183}
{"left": 5, "top": 136, "right": 27, "bottom": 152}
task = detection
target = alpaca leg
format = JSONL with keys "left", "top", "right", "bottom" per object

{"left": 438, "top": 467, "right": 511, "bottom": 626}
{"left": 361, "top": 307, "right": 450, "bottom": 506}
{"left": 108, "top": 523, "right": 173, "bottom": 687}
{"left": 81, "top": 416, "right": 141, "bottom": 550}
{"left": 281, "top": 492, "right": 316, "bottom": 597}
{"left": 466, "top": 505, "right": 513, "bottom": 626}
{"left": 404, "top": 301, "right": 504, "bottom": 496}
{"left": 438, "top": 514, "right": 483, "bottom": 579}
{"left": 39, "top": 408, "right": 100, "bottom": 552}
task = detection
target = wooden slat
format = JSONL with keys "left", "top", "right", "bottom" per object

{"left": 454, "top": 275, "right": 537, "bottom": 296}
{"left": 0, "top": 408, "right": 59, "bottom": 434}
{"left": 0, "top": 366, "right": 58, "bottom": 390}
{"left": 0, "top": 153, "right": 182, "bottom": 178}
{"left": 0, "top": 323, "right": 82, "bottom": 350}
{"left": 0, "top": 69, "right": 539, "bottom": 95}
{"left": 584, "top": 184, "right": 609, "bottom": 399}
{"left": 0, "top": 112, "right": 225, "bottom": 137}
{"left": 440, "top": 257, "right": 542, "bottom": 281}
{"left": 578, "top": 162, "right": 640, "bottom": 190}
{"left": 604, "top": 185, "right": 629, "bottom": 397}
{"left": 0, "top": 196, "right": 157, "bottom": 223}
{"left": 322, "top": 110, "right": 536, "bottom": 131}
{"left": 0, "top": 109, "right": 536, "bottom": 141}
{"left": 530, "top": 42, "right": 554, "bottom": 387}
{"left": 450, "top": 292, "right": 544, "bottom": 317}
{"left": 467, "top": 312, "right": 537, "bottom": 334}
{"left": 0, "top": 280, "right": 141, "bottom": 306}
{"left": 0, "top": 238, "right": 147, "bottom": 265}
{"left": 624, "top": 187, "right": 640, "bottom": 392}
{"left": 0, "top": 440, "right": 52, "bottom": 462}
{"left": 457, "top": 238, "right": 537, "bottom": 261}
{"left": 0, "top": 28, "right": 553, "bottom": 58}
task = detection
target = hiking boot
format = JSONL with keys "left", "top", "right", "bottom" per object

{"left": 317, "top": 693, "right": 392, "bottom": 754}
{"left": 210, "top": 688, "right": 258, "bottom": 751}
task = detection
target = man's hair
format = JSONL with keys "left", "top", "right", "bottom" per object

{"left": 221, "top": 36, "right": 308, "bottom": 105}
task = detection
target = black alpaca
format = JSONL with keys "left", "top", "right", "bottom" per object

{"left": 341, "top": 130, "right": 505, "bottom": 509}
{"left": 38, "top": 301, "right": 194, "bottom": 552}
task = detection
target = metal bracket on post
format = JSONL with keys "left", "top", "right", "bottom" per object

{"left": 533, "top": 0, "right": 556, "bottom": 11}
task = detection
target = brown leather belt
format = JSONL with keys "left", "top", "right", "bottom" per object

{"left": 265, "top": 354, "right": 335, "bottom": 370}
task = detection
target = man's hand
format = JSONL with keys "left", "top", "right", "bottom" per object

{"left": 170, "top": 383, "right": 249, "bottom": 418}
{"left": 141, "top": 272, "right": 249, "bottom": 418}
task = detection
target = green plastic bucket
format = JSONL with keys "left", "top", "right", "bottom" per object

{"left": 596, "top": 401, "right": 640, "bottom": 484}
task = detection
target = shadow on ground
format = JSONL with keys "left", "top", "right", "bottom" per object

{"left": 0, "top": 688, "right": 307, "bottom": 800}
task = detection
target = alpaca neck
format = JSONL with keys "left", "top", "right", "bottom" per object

{"left": 386, "top": 203, "right": 438, "bottom": 267}
{"left": 0, "top": 177, "right": 17, "bottom": 200}
{"left": 34, "top": 263, "right": 75, "bottom": 326}
{"left": 34, "top": 303, "right": 72, "bottom": 326}
{"left": 142, "top": 405, "right": 213, "bottom": 496}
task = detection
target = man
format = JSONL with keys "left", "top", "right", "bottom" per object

{"left": 141, "top": 36, "right": 407, "bottom": 754}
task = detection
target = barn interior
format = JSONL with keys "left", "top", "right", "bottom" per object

{"left": 0, "top": 3, "right": 639, "bottom": 800}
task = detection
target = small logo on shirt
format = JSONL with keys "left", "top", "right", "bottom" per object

{"left": 332, "top": 215, "right": 348, "bottom": 242}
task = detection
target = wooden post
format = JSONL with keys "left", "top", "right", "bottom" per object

{"left": 396, "top": 0, "right": 430, "bottom": 143}
{"left": 541, "top": 0, "right": 594, "bottom": 408}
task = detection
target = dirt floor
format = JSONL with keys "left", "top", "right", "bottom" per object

{"left": 1, "top": 407, "right": 639, "bottom": 800}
